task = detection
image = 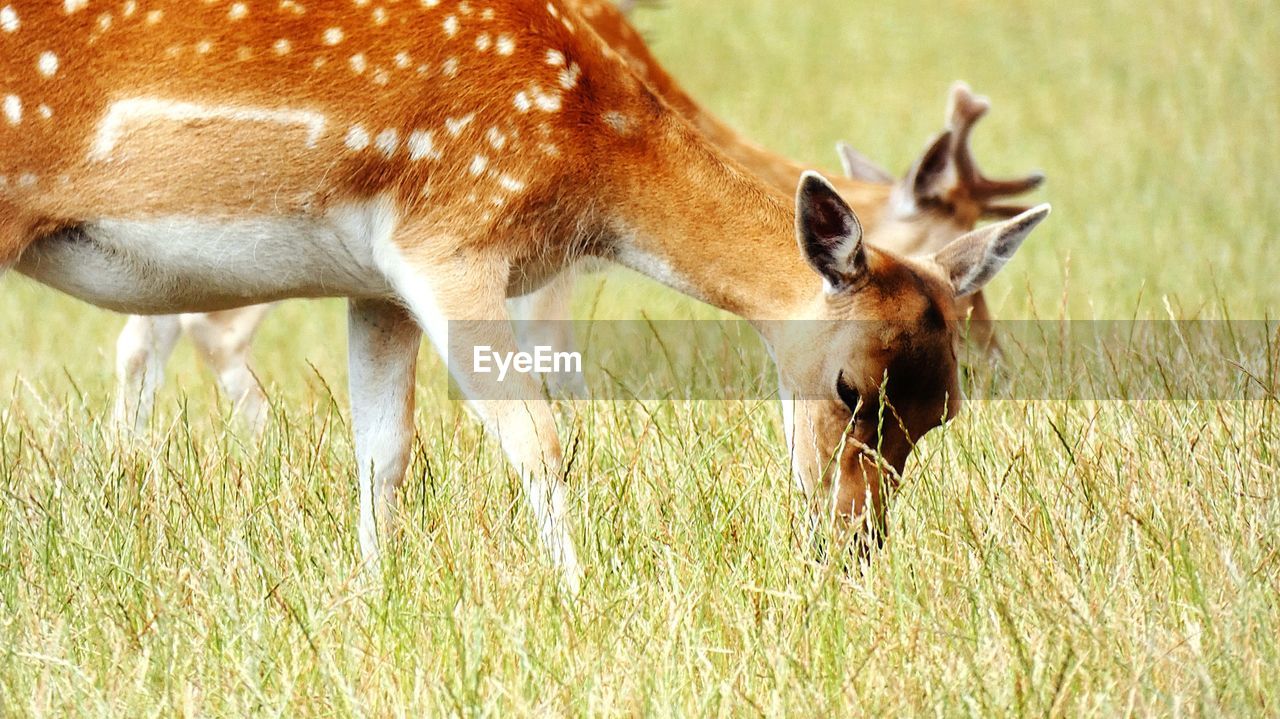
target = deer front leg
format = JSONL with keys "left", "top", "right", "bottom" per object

{"left": 180, "top": 306, "right": 273, "bottom": 435}
{"left": 386, "top": 250, "right": 582, "bottom": 594}
{"left": 347, "top": 298, "right": 421, "bottom": 571}
{"left": 113, "top": 314, "right": 182, "bottom": 433}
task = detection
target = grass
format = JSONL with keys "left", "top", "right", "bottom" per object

{"left": 2, "top": 0, "right": 1278, "bottom": 715}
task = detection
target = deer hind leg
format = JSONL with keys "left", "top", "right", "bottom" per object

{"left": 113, "top": 315, "right": 183, "bottom": 433}
{"left": 180, "top": 305, "right": 273, "bottom": 435}
{"left": 381, "top": 246, "right": 582, "bottom": 594}
{"left": 508, "top": 265, "right": 586, "bottom": 398}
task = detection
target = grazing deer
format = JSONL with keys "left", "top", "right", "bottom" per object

{"left": 1, "top": 0, "right": 1049, "bottom": 590}
{"left": 108, "top": 0, "right": 1042, "bottom": 433}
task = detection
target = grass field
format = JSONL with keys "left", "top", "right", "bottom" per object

{"left": 2, "top": 0, "right": 1278, "bottom": 715}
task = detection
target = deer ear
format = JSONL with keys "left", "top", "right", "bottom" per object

{"left": 835, "top": 141, "right": 894, "bottom": 183}
{"left": 796, "top": 171, "right": 866, "bottom": 294}
{"left": 933, "top": 204, "right": 1051, "bottom": 297}
{"left": 904, "top": 130, "right": 955, "bottom": 203}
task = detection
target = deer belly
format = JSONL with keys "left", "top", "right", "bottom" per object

{"left": 15, "top": 214, "right": 394, "bottom": 314}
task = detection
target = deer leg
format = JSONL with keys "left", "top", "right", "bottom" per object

{"left": 348, "top": 298, "right": 421, "bottom": 571}
{"left": 508, "top": 266, "right": 586, "bottom": 398}
{"left": 385, "top": 250, "right": 582, "bottom": 594}
{"left": 180, "top": 305, "right": 273, "bottom": 435}
{"left": 113, "top": 314, "right": 182, "bottom": 433}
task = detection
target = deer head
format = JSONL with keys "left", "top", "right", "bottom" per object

{"left": 841, "top": 82, "right": 1046, "bottom": 258}
{"left": 770, "top": 174, "right": 1050, "bottom": 538}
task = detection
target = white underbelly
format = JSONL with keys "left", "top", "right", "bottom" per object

{"left": 16, "top": 207, "right": 397, "bottom": 314}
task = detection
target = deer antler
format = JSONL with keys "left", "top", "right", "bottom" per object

{"left": 946, "top": 81, "right": 1045, "bottom": 208}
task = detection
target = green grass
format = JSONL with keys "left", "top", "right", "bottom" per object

{"left": 2, "top": 0, "right": 1278, "bottom": 715}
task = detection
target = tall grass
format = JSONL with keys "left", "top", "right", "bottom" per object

{"left": 2, "top": 0, "right": 1277, "bottom": 715}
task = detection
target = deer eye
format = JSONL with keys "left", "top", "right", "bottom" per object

{"left": 836, "top": 371, "right": 862, "bottom": 415}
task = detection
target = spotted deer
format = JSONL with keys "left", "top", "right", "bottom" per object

{"left": 108, "top": 0, "right": 1043, "bottom": 433}
{"left": 1, "top": 0, "right": 1049, "bottom": 590}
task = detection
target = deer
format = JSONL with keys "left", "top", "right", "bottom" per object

{"left": 107, "top": 0, "right": 1044, "bottom": 434}
{"left": 1, "top": 0, "right": 1050, "bottom": 592}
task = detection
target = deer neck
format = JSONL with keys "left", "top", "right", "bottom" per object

{"left": 603, "top": 116, "right": 819, "bottom": 324}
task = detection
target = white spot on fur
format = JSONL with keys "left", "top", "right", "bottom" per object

{"left": 513, "top": 91, "right": 531, "bottom": 113}
{"left": 533, "top": 87, "right": 562, "bottom": 113}
{"left": 96, "top": 12, "right": 112, "bottom": 32}
{"left": 372, "top": 6, "right": 388, "bottom": 25}
{"left": 394, "top": 51, "right": 411, "bottom": 68}
{"left": 3, "top": 95, "right": 21, "bottom": 125}
{"left": 482, "top": 7, "right": 494, "bottom": 20}
{"left": 345, "top": 125, "right": 371, "bottom": 151}
{"left": 442, "top": 15, "right": 458, "bottom": 36}
{"left": 603, "top": 111, "right": 634, "bottom": 135}
{"left": 486, "top": 127, "right": 506, "bottom": 150}
{"left": 38, "top": 52, "right": 60, "bottom": 77}
{"left": 64, "top": 0, "right": 88, "bottom": 14}
{"left": 323, "top": 27, "right": 344, "bottom": 45}
{"left": 496, "top": 34, "right": 515, "bottom": 55}
{"left": 558, "top": 63, "right": 581, "bottom": 90}
{"left": 442, "top": 57, "right": 459, "bottom": 77}
{"left": 475, "top": 33, "right": 491, "bottom": 51}
{"left": 375, "top": 128, "right": 399, "bottom": 156}
{"left": 91, "top": 98, "right": 328, "bottom": 158}
{"left": 407, "top": 130, "right": 440, "bottom": 161}
{"left": 145, "top": 9, "right": 163, "bottom": 24}
{"left": 122, "top": 1, "right": 137, "bottom": 17}
{"left": 0, "top": 6, "right": 18, "bottom": 32}
{"left": 498, "top": 174, "right": 525, "bottom": 192}
{"left": 350, "top": 53, "right": 368, "bottom": 73}
{"left": 469, "top": 155, "right": 488, "bottom": 175}
{"left": 545, "top": 49, "right": 565, "bottom": 67}
{"left": 373, "top": 68, "right": 390, "bottom": 85}
{"left": 445, "top": 113, "right": 474, "bottom": 136}
{"left": 281, "top": 0, "right": 305, "bottom": 15}
{"left": 274, "top": 38, "right": 292, "bottom": 55}
{"left": 195, "top": 39, "right": 214, "bottom": 54}
{"left": 37, "top": 103, "right": 52, "bottom": 119}
{"left": 228, "top": 2, "right": 248, "bottom": 20}
{"left": 18, "top": 173, "right": 36, "bottom": 188}
{"left": 421, "top": 0, "right": 439, "bottom": 6}
{"left": 546, "top": 2, "right": 557, "bottom": 18}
